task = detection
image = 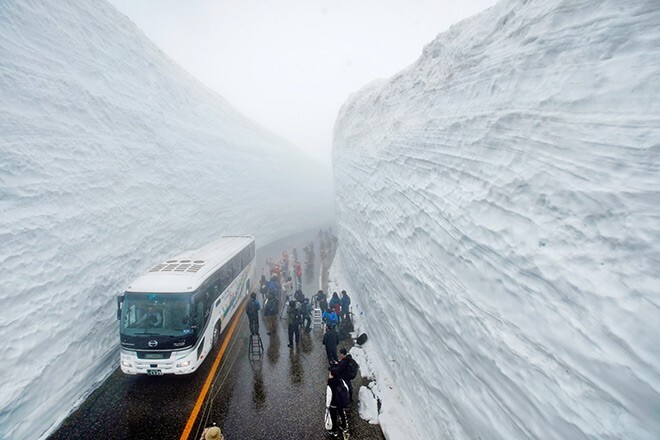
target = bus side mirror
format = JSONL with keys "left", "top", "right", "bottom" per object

{"left": 116, "top": 295, "right": 124, "bottom": 320}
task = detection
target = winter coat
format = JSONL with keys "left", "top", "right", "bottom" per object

{"left": 322, "top": 310, "right": 338, "bottom": 327}
{"left": 264, "top": 297, "right": 278, "bottom": 316}
{"left": 326, "top": 376, "right": 348, "bottom": 408}
{"left": 331, "top": 354, "right": 353, "bottom": 382}
{"left": 329, "top": 295, "right": 341, "bottom": 310}
{"left": 341, "top": 294, "right": 351, "bottom": 310}
{"left": 287, "top": 304, "right": 301, "bottom": 326}
{"left": 245, "top": 298, "right": 260, "bottom": 318}
{"left": 301, "top": 301, "right": 311, "bottom": 317}
{"left": 322, "top": 328, "right": 339, "bottom": 353}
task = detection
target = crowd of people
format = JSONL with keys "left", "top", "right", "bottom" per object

{"left": 241, "top": 234, "right": 357, "bottom": 439}
{"left": 318, "top": 288, "right": 357, "bottom": 439}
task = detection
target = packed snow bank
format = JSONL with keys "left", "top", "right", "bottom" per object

{"left": 332, "top": 0, "right": 660, "bottom": 439}
{"left": 328, "top": 250, "right": 420, "bottom": 438}
{"left": 0, "top": 1, "right": 332, "bottom": 439}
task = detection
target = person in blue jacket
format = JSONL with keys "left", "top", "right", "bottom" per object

{"left": 322, "top": 307, "right": 338, "bottom": 329}
{"left": 340, "top": 290, "right": 351, "bottom": 321}
{"left": 245, "top": 292, "right": 261, "bottom": 335}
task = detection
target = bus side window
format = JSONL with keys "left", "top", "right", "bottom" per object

{"left": 207, "top": 283, "right": 220, "bottom": 303}
{"left": 229, "top": 256, "right": 238, "bottom": 280}
{"left": 196, "top": 301, "right": 205, "bottom": 328}
{"left": 204, "top": 291, "right": 211, "bottom": 318}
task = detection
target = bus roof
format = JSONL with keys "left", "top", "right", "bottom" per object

{"left": 126, "top": 236, "right": 254, "bottom": 293}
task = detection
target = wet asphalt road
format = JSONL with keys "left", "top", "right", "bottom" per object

{"left": 49, "top": 228, "right": 384, "bottom": 440}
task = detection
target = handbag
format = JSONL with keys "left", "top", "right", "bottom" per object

{"left": 324, "top": 407, "right": 333, "bottom": 431}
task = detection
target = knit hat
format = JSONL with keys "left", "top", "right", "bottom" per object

{"left": 205, "top": 426, "right": 223, "bottom": 440}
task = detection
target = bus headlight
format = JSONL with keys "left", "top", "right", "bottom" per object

{"left": 121, "top": 360, "right": 133, "bottom": 368}
{"left": 176, "top": 360, "right": 191, "bottom": 368}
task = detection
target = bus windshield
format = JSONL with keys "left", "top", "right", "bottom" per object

{"left": 120, "top": 292, "right": 194, "bottom": 337}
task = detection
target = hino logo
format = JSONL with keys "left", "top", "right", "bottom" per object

{"left": 148, "top": 340, "right": 158, "bottom": 348}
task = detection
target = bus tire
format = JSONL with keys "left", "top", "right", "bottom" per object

{"left": 212, "top": 320, "right": 221, "bottom": 349}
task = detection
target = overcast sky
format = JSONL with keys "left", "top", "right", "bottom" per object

{"left": 108, "top": 0, "right": 497, "bottom": 165}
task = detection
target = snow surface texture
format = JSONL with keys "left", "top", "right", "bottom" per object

{"left": 0, "top": 1, "right": 333, "bottom": 439}
{"left": 329, "top": 249, "right": 420, "bottom": 439}
{"left": 332, "top": 1, "right": 660, "bottom": 439}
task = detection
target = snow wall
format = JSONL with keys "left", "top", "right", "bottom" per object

{"left": 332, "top": 0, "right": 659, "bottom": 439}
{"left": 0, "top": 1, "right": 333, "bottom": 438}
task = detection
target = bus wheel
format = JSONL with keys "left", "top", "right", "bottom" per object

{"left": 212, "top": 321, "right": 221, "bottom": 349}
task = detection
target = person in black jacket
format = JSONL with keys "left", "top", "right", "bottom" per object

{"left": 331, "top": 347, "right": 354, "bottom": 404}
{"left": 263, "top": 292, "right": 278, "bottom": 335}
{"left": 325, "top": 370, "right": 349, "bottom": 438}
{"left": 286, "top": 300, "right": 301, "bottom": 347}
{"left": 322, "top": 325, "right": 339, "bottom": 365}
{"left": 316, "top": 289, "right": 328, "bottom": 311}
{"left": 294, "top": 288, "right": 305, "bottom": 304}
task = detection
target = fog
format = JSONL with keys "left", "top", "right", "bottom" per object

{"left": 108, "top": 0, "right": 498, "bottom": 164}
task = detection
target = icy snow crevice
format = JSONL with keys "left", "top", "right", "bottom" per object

{"left": 332, "top": 0, "right": 660, "bottom": 439}
{"left": 0, "top": 1, "right": 333, "bottom": 439}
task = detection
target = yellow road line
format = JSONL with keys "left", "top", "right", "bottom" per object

{"left": 180, "top": 299, "right": 246, "bottom": 440}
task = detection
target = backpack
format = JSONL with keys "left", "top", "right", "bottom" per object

{"left": 290, "top": 307, "right": 302, "bottom": 326}
{"left": 265, "top": 299, "right": 277, "bottom": 315}
{"left": 348, "top": 358, "right": 359, "bottom": 380}
{"left": 335, "top": 380, "right": 350, "bottom": 409}
{"left": 338, "top": 320, "right": 351, "bottom": 341}
{"left": 295, "top": 309, "right": 304, "bottom": 326}
{"left": 345, "top": 315, "right": 354, "bottom": 333}
{"left": 246, "top": 300, "right": 255, "bottom": 317}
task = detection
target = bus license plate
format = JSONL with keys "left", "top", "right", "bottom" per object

{"left": 147, "top": 369, "right": 163, "bottom": 376}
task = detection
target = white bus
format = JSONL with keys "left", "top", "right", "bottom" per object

{"left": 117, "top": 236, "right": 256, "bottom": 375}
